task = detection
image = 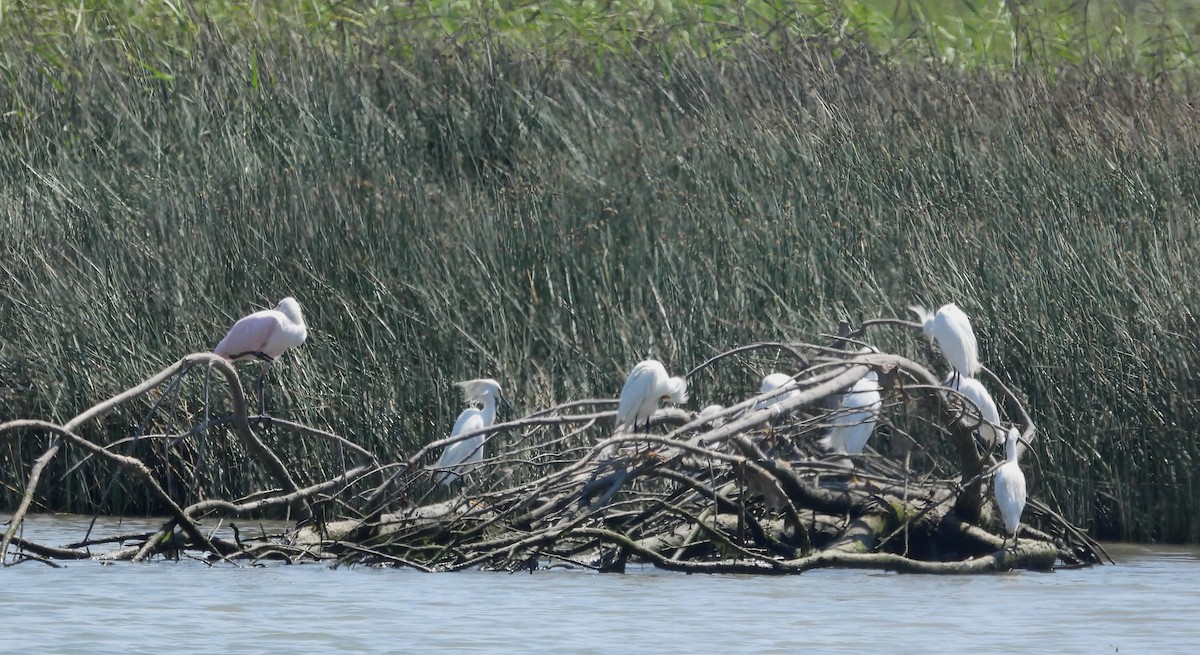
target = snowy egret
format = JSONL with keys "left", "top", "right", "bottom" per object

{"left": 994, "top": 427, "right": 1028, "bottom": 553}
{"left": 698, "top": 404, "right": 726, "bottom": 427}
{"left": 214, "top": 296, "right": 308, "bottom": 415}
{"left": 754, "top": 372, "right": 799, "bottom": 410}
{"left": 908, "top": 303, "right": 979, "bottom": 389}
{"left": 945, "top": 373, "right": 1002, "bottom": 446}
{"left": 615, "top": 359, "right": 688, "bottom": 433}
{"left": 431, "top": 378, "right": 506, "bottom": 486}
{"left": 819, "top": 371, "right": 882, "bottom": 455}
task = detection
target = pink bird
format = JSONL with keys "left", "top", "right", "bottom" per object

{"left": 215, "top": 296, "right": 308, "bottom": 415}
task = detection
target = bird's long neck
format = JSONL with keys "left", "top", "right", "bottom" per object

{"left": 1006, "top": 435, "right": 1020, "bottom": 463}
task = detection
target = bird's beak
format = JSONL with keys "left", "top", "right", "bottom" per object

{"left": 501, "top": 395, "right": 514, "bottom": 413}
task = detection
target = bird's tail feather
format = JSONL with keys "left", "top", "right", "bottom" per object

{"left": 907, "top": 304, "right": 932, "bottom": 326}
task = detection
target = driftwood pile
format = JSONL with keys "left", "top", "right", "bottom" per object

{"left": 1, "top": 319, "right": 1110, "bottom": 572}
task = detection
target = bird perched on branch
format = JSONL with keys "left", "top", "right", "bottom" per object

{"left": 754, "top": 372, "right": 799, "bottom": 410}
{"left": 819, "top": 370, "right": 882, "bottom": 455}
{"left": 615, "top": 359, "right": 688, "bottom": 433}
{"left": 432, "top": 378, "right": 507, "bottom": 486}
{"left": 214, "top": 296, "right": 308, "bottom": 415}
{"left": 945, "top": 373, "right": 1002, "bottom": 447}
{"left": 909, "top": 302, "right": 979, "bottom": 389}
{"left": 994, "top": 427, "right": 1028, "bottom": 554}
{"left": 697, "top": 404, "right": 727, "bottom": 427}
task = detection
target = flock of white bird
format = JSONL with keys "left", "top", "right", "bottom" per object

{"left": 212, "top": 297, "right": 1028, "bottom": 551}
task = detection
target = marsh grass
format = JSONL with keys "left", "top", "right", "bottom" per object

{"left": 0, "top": 3, "right": 1198, "bottom": 542}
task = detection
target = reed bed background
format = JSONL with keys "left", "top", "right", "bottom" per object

{"left": 0, "top": 1, "right": 1197, "bottom": 543}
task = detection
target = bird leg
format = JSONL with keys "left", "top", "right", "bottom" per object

{"left": 256, "top": 360, "right": 272, "bottom": 416}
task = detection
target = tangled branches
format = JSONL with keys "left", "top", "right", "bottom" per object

{"left": 1, "top": 321, "right": 1109, "bottom": 573}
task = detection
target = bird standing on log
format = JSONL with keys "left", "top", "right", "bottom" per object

{"left": 214, "top": 296, "right": 308, "bottom": 415}
{"left": 909, "top": 302, "right": 979, "bottom": 389}
{"left": 615, "top": 359, "right": 688, "bottom": 433}
{"left": 994, "top": 427, "right": 1028, "bottom": 553}
{"left": 432, "top": 378, "right": 507, "bottom": 486}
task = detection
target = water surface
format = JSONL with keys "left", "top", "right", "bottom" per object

{"left": 2, "top": 515, "right": 1196, "bottom": 654}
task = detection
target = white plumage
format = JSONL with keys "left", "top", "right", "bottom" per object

{"left": 909, "top": 303, "right": 980, "bottom": 387}
{"left": 615, "top": 359, "right": 688, "bottom": 433}
{"left": 945, "top": 373, "right": 1002, "bottom": 446}
{"left": 432, "top": 378, "right": 505, "bottom": 486}
{"left": 819, "top": 371, "right": 882, "bottom": 455}
{"left": 697, "top": 404, "right": 727, "bottom": 427}
{"left": 994, "top": 427, "right": 1028, "bottom": 551}
{"left": 754, "top": 372, "right": 799, "bottom": 410}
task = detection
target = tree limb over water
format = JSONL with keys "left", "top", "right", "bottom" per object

{"left": 0, "top": 321, "right": 1110, "bottom": 573}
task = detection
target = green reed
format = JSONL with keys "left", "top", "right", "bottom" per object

{"left": 0, "top": 5, "right": 1197, "bottom": 542}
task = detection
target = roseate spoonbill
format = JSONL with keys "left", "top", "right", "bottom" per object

{"left": 615, "top": 359, "right": 688, "bottom": 433}
{"left": 432, "top": 378, "right": 507, "bottom": 486}
{"left": 909, "top": 303, "right": 979, "bottom": 389}
{"left": 214, "top": 296, "right": 307, "bottom": 415}
{"left": 994, "top": 427, "right": 1028, "bottom": 553}
{"left": 819, "top": 371, "right": 882, "bottom": 455}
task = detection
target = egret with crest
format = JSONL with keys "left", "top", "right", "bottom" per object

{"left": 432, "top": 378, "right": 507, "bottom": 486}
{"left": 615, "top": 359, "right": 688, "bottom": 433}
{"left": 909, "top": 302, "right": 979, "bottom": 389}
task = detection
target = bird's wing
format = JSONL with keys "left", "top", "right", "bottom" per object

{"left": 960, "top": 379, "right": 1000, "bottom": 423}
{"left": 936, "top": 307, "right": 980, "bottom": 375}
{"left": 839, "top": 415, "right": 877, "bottom": 454}
{"left": 616, "top": 363, "right": 660, "bottom": 431}
{"left": 994, "top": 464, "right": 1028, "bottom": 532}
{"left": 435, "top": 410, "right": 487, "bottom": 470}
{"left": 215, "top": 310, "right": 279, "bottom": 359}
{"left": 840, "top": 378, "right": 882, "bottom": 411}
{"left": 825, "top": 379, "right": 881, "bottom": 454}
{"left": 262, "top": 312, "right": 307, "bottom": 357}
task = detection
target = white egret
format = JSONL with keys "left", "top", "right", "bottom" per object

{"left": 697, "top": 404, "right": 727, "bottom": 427}
{"left": 819, "top": 371, "right": 882, "bottom": 454}
{"left": 945, "top": 373, "right": 1002, "bottom": 446}
{"left": 909, "top": 303, "right": 979, "bottom": 389}
{"left": 215, "top": 296, "right": 308, "bottom": 415}
{"left": 432, "top": 378, "right": 506, "bottom": 486}
{"left": 994, "top": 427, "right": 1028, "bottom": 553}
{"left": 615, "top": 359, "right": 688, "bottom": 433}
{"left": 754, "top": 372, "right": 799, "bottom": 410}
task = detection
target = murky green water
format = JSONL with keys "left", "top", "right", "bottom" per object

{"left": 2, "top": 515, "right": 1197, "bottom": 654}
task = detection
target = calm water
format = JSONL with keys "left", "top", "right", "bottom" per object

{"left": 2, "top": 515, "right": 1198, "bottom": 654}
